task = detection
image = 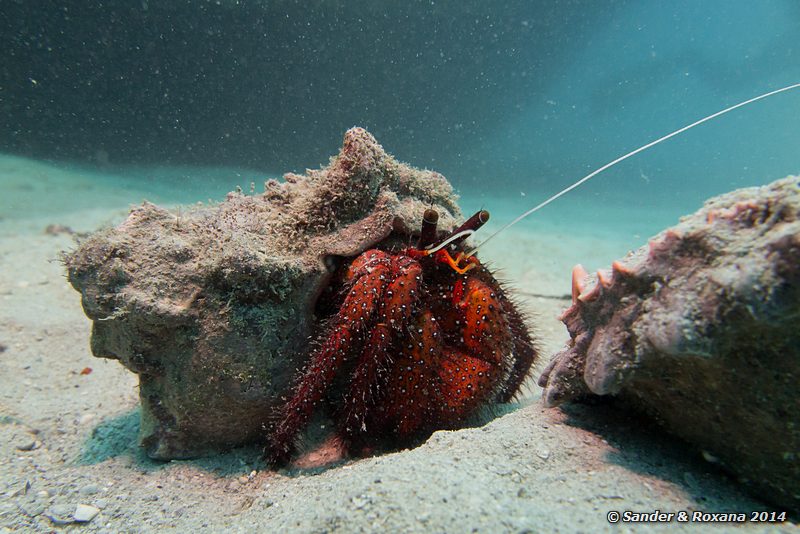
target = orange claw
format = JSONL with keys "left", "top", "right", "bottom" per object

{"left": 434, "top": 249, "right": 479, "bottom": 274}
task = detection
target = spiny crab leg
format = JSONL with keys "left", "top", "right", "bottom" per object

{"left": 339, "top": 259, "right": 421, "bottom": 443}
{"left": 266, "top": 256, "right": 392, "bottom": 464}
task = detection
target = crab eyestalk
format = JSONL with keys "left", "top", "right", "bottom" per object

{"left": 416, "top": 209, "right": 490, "bottom": 274}
{"left": 425, "top": 209, "right": 490, "bottom": 254}
{"left": 417, "top": 208, "right": 440, "bottom": 249}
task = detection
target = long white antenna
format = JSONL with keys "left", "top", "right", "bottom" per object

{"left": 467, "top": 82, "right": 800, "bottom": 257}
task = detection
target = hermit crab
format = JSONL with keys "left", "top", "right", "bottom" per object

{"left": 266, "top": 208, "right": 538, "bottom": 464}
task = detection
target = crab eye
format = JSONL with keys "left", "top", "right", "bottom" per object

{"left": 417, "top": 208, "right": 440, "bottom": 249}
{"left": 425, "top": 210, "right": 490, "bottom": 254}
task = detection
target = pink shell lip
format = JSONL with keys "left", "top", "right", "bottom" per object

{"left": 569, "top": 259, "right": 638, "bottom": 306}
{"left": 648, "top": 229, "right": 683, "bottom": 259}
{"left": 597, "top": 268, "right": 613, "bottom": 288}
{"left": 571, "top": 264, "right": 589, "bottom": 304}
{"left": 577, "top": 282, "right": 602, "bottom": 303}
{"left": 611, "top": 260, "right": 634, "bottom": 277}
{"left": 569, "top": 265, "right": 608, "bottom": 304}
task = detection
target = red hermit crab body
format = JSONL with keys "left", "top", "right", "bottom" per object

{"left": 267, "top": 209, "right": 537, "bottom": 465}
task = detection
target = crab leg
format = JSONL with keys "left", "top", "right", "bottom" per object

{"left": 337, "top": 324, "right": 392, "bottom": 443}
{"left": 379, "top": 308, "right": 498, "bottom": 439}
{"left": 437, "top": 348, "right": 498, "bottom": 417}
{"left": 338, "top": 258, "right": 422, "bottom": 449}
{"left": 496, "top": 299, "right": 537, "bottom": 402}
{"left": 380, "top": 309, "right": 444, "bottom": 438}
{"left": 457, "top": 277, "right": 512, "bottom": 365}
{"left": 455, "top": 274, "right": 537, "bottom": 402}
{"left": 266, "top": 260, "right": 392, "bottom": 465}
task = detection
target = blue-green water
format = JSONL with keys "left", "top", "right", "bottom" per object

{"left": 1, "top": 0, "right": 798, "bottom": 242}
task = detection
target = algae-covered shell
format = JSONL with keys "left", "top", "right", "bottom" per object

{"left": 66, "top": 128, "right": 462, "bottom": 459}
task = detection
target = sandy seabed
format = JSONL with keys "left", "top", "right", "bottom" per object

{"left": 0, "top": 155, "right": 794, "bottom": 532}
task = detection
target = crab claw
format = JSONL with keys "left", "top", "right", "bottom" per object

{"left": 434, "top": 249, "right": 479, "bottom": 274}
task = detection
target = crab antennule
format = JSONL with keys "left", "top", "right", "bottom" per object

{"left": 417, "top": 208, "right": 440, "bottom": 249}
{"left": 425, "top": 209, "right": 490, "bottom": 254}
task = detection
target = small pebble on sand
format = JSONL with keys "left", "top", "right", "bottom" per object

{"left": 78, "top": 413, "right": 96, "bottom": 425}
{"left": 74, "top": 503, "right": 100, "bottom": 522}
{"left": 46, "top": 504, "right": 75, "bottom": 525}
{"left": 15, "top": 438, "right": 38, "bottom": 451}
{"left": 79, "top": 484, "right": 100, "bottom": 495}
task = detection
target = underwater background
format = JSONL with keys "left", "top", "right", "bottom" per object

{"left": 2, "top": 0, "right": 799, "bottom": 244}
